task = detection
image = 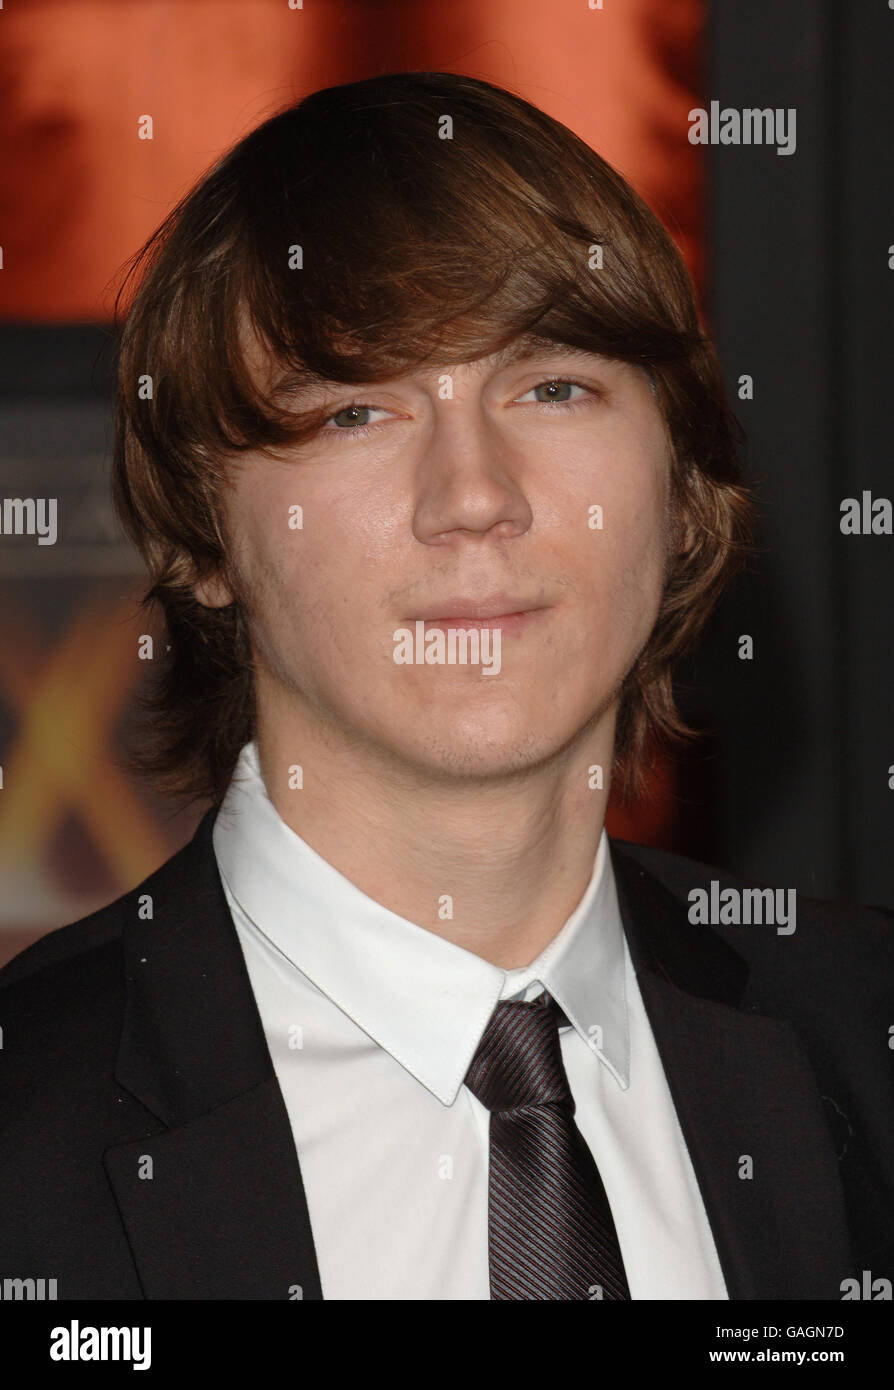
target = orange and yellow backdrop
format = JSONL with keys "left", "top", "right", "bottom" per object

{"left": 0, "top": 0, "right": 706, "bottom": 965}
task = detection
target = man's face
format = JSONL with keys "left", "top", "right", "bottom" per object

{"left": 197, "top": 344, "right": 673, "bottom": 781}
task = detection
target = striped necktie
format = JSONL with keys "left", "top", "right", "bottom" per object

{"left": 464, "top": 990, "right": 630, "bottom": 1300}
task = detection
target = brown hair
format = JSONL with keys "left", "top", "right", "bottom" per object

{"left": 112, "top": 70, "right": 753, "bottom": 809}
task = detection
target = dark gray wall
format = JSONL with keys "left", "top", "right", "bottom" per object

{"left": 685, "top": 0, "right": 893, "bottom": 905}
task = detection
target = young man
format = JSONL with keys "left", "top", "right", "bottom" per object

{"left": 1, "top": 71, "right": 892, "bottom": 1302}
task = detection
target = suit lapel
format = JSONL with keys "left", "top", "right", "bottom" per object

{"left": 609, "top": 839, "right": 854, "bottom": 1299}
{"left": 103, "top": 805, "right": 323, "bottom": 1299}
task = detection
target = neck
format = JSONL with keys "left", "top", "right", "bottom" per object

{"left": 254, "top": 688, "right": 616, "bottom": 970}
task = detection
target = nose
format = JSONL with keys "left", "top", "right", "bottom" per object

{"left": 411, "top": 401, "right": 533, "bottom": 547}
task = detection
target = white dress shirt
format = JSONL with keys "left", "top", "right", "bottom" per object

{"left": 212, "top": 740, "right": 728, "bottom": 1300}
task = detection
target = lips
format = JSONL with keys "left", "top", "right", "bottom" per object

{"left": 410, "top": 596, "right": 547, "bottom": 622}
{"left": 406, "top": 597, "right": 552, "bottom": 639}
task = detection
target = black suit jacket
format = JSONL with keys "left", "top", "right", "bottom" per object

{"left": 1, "top": 804, "right": 892, "bottom": 1300}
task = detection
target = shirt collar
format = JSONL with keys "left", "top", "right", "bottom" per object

{"left": 213, "top": 741, "right": 630, "bottom": 1104}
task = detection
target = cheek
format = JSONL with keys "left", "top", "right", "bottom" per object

{"left": 223, "top": 485, "right": 311, "bottom": 660}
{"left": 609, "top": 468, "right": 667, "bottom": 578}
{"left": 233, "top": 479, "right": 397, "bottom": 675}
{"left": 568, "top": 440, "right": 669, "bottom": 644}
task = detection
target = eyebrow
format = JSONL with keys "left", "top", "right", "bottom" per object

{"left": 486, "top": 335, "right": 606, "bottom": 372}
{"left": 268, "top": 336, "right": 608, "bottom": 406}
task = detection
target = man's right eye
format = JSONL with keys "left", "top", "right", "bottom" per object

{"left": 327, "top": 403, "right": 392, "bottom": 430}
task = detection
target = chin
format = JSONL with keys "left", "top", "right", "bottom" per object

{"left": 391, "top": 736, "right": 558, "bottom": 783}
{"left": 376, "top": 696, "right": 599, "bottom": 782}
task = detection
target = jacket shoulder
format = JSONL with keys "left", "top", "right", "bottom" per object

{"left": 611, "top": 836, "right": 893, "bottom": 927}
{"left": 0, "top": 809, "right": 216, "bottom": 993}
{"left": 610, "top": 836, "right": 894, "bottom": 998}
{"left": 0, "top": 896, "right": 126, "bottom": 992}
{"left": 0, "top": 821, "right": 213, "bottom": 1132}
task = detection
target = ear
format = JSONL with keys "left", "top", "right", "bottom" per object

{"left": 671, "top": 468, "right": 703, "bottom": 560}
{"left": 193, "top": 571, "right": 235, "bottom": 609}
{"left": 676, "top": 510, "right": 699, "bottom": 558}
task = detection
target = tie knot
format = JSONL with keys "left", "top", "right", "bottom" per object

{"left": 464, "top": 992, "right": 572, "bottom": 1115}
